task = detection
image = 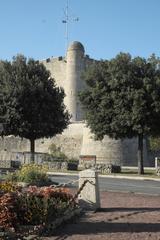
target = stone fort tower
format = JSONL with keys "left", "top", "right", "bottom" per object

{"left": 0, "top": 41, "right": 151, "bottom": 166}
{"left": 41, "top": 41, "right": 92, "bottom": 122}
{"left": 40, "top": 41, "right": 149, "bottom": 167}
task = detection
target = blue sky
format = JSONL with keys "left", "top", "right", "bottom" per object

{"left": 0, "top": 0, "right": 160, "bottom": 61}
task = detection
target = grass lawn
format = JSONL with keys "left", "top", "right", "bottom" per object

{"left": 109, "top": 167, "right": 159, "bottom": 178}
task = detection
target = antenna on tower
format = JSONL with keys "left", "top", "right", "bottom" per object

{"left": 62, "top": 0, "right": 79, "bottom": 51}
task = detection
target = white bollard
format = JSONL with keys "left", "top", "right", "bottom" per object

{"left": 78, "top": 169, "right": 100, "bottom": 210}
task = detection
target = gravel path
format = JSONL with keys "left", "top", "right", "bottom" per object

{"left": 42, "top": 191, "right": 160, "bottom": 240}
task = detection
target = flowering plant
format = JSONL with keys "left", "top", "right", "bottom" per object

{"left": 6, "top": 164, "right": 51, "bottom": 186}
{"left": 0, "top": 184, "right": 76, "bottom": 230}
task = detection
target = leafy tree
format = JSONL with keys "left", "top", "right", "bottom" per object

{"left": 79, "top": 53, "right": 160, "bottom": 174}
{"left": 0, "top": 55, "right": 70, "bottom": 161}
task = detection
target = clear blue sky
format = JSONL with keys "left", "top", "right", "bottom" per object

{"left": 0, "top": 0, "right": 160, "bottom": 61}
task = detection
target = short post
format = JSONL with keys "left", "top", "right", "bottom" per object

{"left": 78, "top": 169, "right": 100, "bottom": 210}
{"left": 155, "top": 157, "right": 160, "bottom": 176}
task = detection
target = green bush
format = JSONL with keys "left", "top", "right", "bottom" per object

{"left": 48, "top": 143, "right": 68, "bottom": 161}
{"left": 7, "top": 164, "right": 52, "bottom": 186}
{"left": 67, "top": 158, "right": 79, "bottom": 164}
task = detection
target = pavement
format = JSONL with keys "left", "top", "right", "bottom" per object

{"left": 41, "top": 191, "right": 160, "bottom": 240}
{"left": 41, "top": 171, "right": 160, "bottom": 239}
{"left": 41, "top": 170, "right": 160, "bottom": 239}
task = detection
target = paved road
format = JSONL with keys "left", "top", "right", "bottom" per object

{"left": 49, "top": 174, "right": 160, "bottom": 196}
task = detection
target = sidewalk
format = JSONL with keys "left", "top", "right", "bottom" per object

{"left": 42, "top": 191, "right": 160, "bottom": 240}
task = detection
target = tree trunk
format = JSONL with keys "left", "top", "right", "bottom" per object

{"left": 138, "top": 134, "right": 144, "bottom": 175}
{"left": 30, "top": 138, "right": 35, "bottom": 163}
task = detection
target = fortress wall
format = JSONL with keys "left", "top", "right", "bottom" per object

{"left": 35, "top": 122, "right": 84, "bottom": 159}
{"left": 47, "top": 122, "right": 84, "bottom": 159}
{"left": 0, "top": 124, "right": 150, "bottom": 166}
{"left": 122, "top": 138, "right": 138, "bottom": 166}
{"left": 80, "top": 125, "right": 123, "bottom": 166}
{"left": 0, "top": 136, "right": 29, "bottom": 160}
{"left": 122, "top": 138, "right": 149, "bottom": 167}
{"left": 80, "top": 125, "right": 150, "bottom": 167}
{"left": 0, "top": 136, "right": 29, "bottom": 153}
{"left": 41, "top": 57, "right": 66, "bottom": 88}
{"left": 0, "top": 123, "right": 84, "bottom": 160}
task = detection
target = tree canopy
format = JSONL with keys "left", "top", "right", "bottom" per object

{"left": 79, "top": 53, "right": 160, "bottom": 174}
{"left": 0, "top": 55, "right": 70, "bottom": 157}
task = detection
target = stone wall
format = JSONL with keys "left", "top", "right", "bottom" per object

{"left": 41, "top": 57, "right": 66, "bottom": 88}
{"left": 0, "top": 122, "right": 151, "bottom": 167}
{"left": 0, "top": 122, "right": 84, "bottom": 161}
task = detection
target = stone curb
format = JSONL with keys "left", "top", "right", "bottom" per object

{"left": 99, "top": 174, "right": 160, "bottom": 181}
{"left": 47, "top": 171, "right": 78, "bottom": 176}
{"left": 47, "top": 171, "right": 160, "bottom": 182}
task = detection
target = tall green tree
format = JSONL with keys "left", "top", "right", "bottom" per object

{"left": 0, "top": 55, "right": 70, "bottom": 161}
{"left": 79, "top": 53, "right": 160, "bottom": 174}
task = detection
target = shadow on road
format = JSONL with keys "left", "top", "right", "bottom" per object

{"left": 99, "top": 207, "right": 160, "bottom": 212}
{"left": 51, "top": 208, "right": 160, "bottom": 239}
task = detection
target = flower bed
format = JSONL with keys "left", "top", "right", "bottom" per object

{"left": 0, "top": 182, "right": 78, "bottom": 239}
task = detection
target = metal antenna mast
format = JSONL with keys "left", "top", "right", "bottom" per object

{"left": 62, "top": 0, "right": 79, "bottom": 50}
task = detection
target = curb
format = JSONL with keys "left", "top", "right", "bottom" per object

{"left": 47, "top": 171, "right": 160, "bottom": 182}
{"left": 47, "top": 172, "right": 79, "bottom": 176}
{"left": 99, "top": 174, "right": 160, "bottom": 181}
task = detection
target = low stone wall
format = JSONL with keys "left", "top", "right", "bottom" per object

{"left": 45, "top": 161, "right": 78, "bottom": 171}
{"left": 79, "top": 163, "right": 121, "bottom": 174}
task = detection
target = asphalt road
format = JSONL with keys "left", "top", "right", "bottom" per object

{"left": 49, "top": 174, "right": 160, "bottom": 196}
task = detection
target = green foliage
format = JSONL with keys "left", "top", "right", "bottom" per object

{"left": 47, "top": 144, "right": 79, "bottom": 170}
{"left": 67, "top": 158, "right": 79, "bottom": 164}
{"left": 149, "top": 136, "right": 160, "bottom": 151}
{"left": 0, "top": 55, "right": 70, "bottom": 154}
{"left": 48, "top": 143, "right": 68, "bottom": 161}
{"left": 80, "top": 53, "right": 160, "bottom": 139}
{"left": 79, "top": 53, "right": 160, "bottom": 174}
{"left": 7, "top": 164, "right": 51, "bottom": 186}
{"left": 0, "top": 181, "right": 21, "bottom": 193}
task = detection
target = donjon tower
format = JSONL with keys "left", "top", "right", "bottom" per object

{"left": 65, "top": 41, "right": 85, "bottom": 121}
{"left": 41, "top": 41, "right": 149, "bottom": 167}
